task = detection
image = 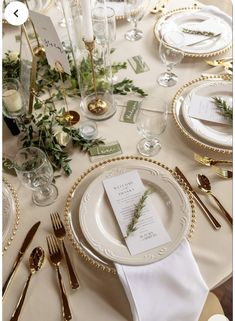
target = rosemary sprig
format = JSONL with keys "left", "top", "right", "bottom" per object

{"left": 212, "top": 96, "right": 233, "bottom": 120}
{"left": 126, "top": 189, "right": 152, "bottom": 238}
{"left": 182, "top": 28, "right": 215, "bottom": 37}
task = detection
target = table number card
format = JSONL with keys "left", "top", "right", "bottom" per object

{"left": 29, "top": 11, "right": 71, "bottom": 75}
{"left": 188, "top": 95, "right": 232, "bottom": 125}
{"left": 103, "top": 170, "right": 171, "bottom": 256}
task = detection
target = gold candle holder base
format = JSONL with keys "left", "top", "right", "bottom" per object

{"left": 88, "top": 98, "right": 108, "bottom": 115}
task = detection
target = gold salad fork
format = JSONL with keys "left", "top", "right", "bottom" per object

{"left": 50, "top": 212, "right": 79, "bottom": 289}
{"left": 47, "top": 235, "right": 72, "bottom": 321}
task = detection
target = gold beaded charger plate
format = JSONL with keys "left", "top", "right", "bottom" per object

{"left": 172, "top": 75, "right": 232, "bottom": 154}
{"left": 182, "top": 80, "right": 232, "bottom": 148}
{"left": 64, "top": 156, "right": 195, "bottom": 274}
{"left": 79, "top": 165, "right": 192, "bottom": 265}
{"left": 2, "top": 177, "right": 20, "bottom": 254}
{"left": 154, "top": 7, "right": 232, "bottom": 58}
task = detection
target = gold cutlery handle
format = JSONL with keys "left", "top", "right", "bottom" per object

{"left": 2, "top": 253, "right": 22, "bottom": 299}
{"left": 210, "top": 194, "right": 233, "bottom": 225}
{"left": 56, "top": 266, "right": 72, "bottom": 321}
{"left": 192, "top": 191, "right": 221, "bottom": 230}
{"left": 10, "top": 274, "right": 32, "bottom": 321}
{"left": 62, "top": 241, "right": 79, "bottom": 290}
{"left": 211, "top": 160, "right": 232, "bottom": 166}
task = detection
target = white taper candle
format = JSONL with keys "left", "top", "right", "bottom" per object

{"left": 80, "top": 0, "right": 94, "bottom": 42}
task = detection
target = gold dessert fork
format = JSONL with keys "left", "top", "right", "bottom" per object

{"left": 50, "top": 212, "right": 79, "bottom": 289}
{"left": 47, "top": 235, "right": 72, "bottom": 321}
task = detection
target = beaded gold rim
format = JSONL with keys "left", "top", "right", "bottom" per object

{"left": 64, "top": 155, "right": 196, "bottom": 275}
{"left": 172, "top": 74, "right": 232, "bottom": 155}
{"left": 2, "top": 177, "right": 20, "bottom": 254}
{"left": 153, "top": 6, "right": 232, "bottom": 58}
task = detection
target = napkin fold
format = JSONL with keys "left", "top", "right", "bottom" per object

{"left": 115, "top": 239, "right": 208, "bottom": 321}
{"left": 201, "top": 5, "right": 232, "bottom": 26}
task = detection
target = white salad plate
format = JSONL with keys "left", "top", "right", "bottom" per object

{"left": 79, "top": 165, "right": 191, "bottom": 265}
{"left": 182, "top": 81, "right": 232, "bottom": 148}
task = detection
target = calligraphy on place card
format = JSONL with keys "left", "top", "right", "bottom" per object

{"left": 120, "top": 100, "right": 141, "bottom": 123}
{"left": 29, "top": 11, "right": 71, "bottom": 75}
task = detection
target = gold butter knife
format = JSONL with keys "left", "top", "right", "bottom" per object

{"left": 2, "top": 221, "right": 41, "bottom": 299}
{"left": 175, "top": 167, "right": 221, "bottom": 230}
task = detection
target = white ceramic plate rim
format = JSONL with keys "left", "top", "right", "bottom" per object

{"left": 182, "top": 81, "right": 232, "bottom": 147}
{"left": 79, "top": 164, "right": 191, "bottom": 265}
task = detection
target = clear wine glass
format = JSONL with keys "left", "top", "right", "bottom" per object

{"left": 158, "top": 30, "right": 185, "bottom": 87}
{"left": 14, "top": 147, "right": 58, "bottom": 207}
{"left": 136, "top": 99, "right": 168, "bottom": 156}
{"left": 124, "top": 0, "right": 151, "bottom": 41}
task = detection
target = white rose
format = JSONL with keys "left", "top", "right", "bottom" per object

{"left": 54, "top": 130, "right": 70, "bottom": 147}
{"left": 8, "top": 52, "right": 19, "bottom": 62}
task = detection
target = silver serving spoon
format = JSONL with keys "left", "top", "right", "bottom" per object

{"left": 10, "top": 247, "right": 45, "bottom": 321}
{"left": 196, "top": 174, "right": 233, "bottom": 226}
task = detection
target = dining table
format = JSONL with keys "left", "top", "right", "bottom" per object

{"left": 2, "top": 0, "right": 232, "bottom": 320}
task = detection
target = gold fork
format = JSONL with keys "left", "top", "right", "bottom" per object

{"left": 50, "top": 212, "right": 79, "bottom": 289}
{"left": 194, "top": 153, "right": 232, "bottom": 167}
{"left": 46, "top": 235, "right": 72, "bottom": 321}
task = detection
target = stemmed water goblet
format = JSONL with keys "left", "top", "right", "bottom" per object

{"left": 158, "top": 30, "right": 185, "bottom": 87}
{"left": 136, "top": 99, "right": 168, "bottom": 156}
{"left": 14, "top": 147, "right": 58, "bottom": 206}
{"left": 124, "top": 0, "right": 151, "bottom": 41}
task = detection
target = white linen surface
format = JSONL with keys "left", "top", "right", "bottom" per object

{"left": 115, "top": 239, "right": 208, "bottom": 321}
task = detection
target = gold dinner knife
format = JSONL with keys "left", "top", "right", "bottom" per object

{"left": 175, "top": 167, "right": 221, "bottom": 230}
{"left": 2, "top": 221, "right": 41, "bottom": 299}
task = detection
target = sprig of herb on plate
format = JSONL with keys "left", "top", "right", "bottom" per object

{"left": 182, "top": 28, "right": 215, "bottom": 37}
{"left": 126, "top": 189, "right": 152, "bottom": 238}
{"left": 212, "top": 96, "right": 233, "bottom": 120}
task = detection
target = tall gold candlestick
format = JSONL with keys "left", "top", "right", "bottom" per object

{"left": 83, "top": 39, "right": 108, "bottom": 115}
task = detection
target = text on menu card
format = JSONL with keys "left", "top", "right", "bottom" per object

{"left": 103, "top": 170, "right": 171, "bottom": 256}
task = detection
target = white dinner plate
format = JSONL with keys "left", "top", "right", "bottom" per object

{"left": 154, "top": 8, "right": 232, "bottom": 56}
{"left": 79, "top": 165, "right": 191, "bottom": 265}
{"left": 182, "top": 81, "right": 232, "bottom": 148}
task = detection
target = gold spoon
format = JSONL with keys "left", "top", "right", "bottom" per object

{"left": 10, "top": 247, "right": 45, "bottom": 321}
{"left": 196, "top": 174, "right": 232, "bottom": 226}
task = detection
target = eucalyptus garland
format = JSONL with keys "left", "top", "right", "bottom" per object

{"left": 3, "top": 50, "right": 147, "bottom": 175}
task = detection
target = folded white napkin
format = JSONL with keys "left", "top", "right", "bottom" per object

{"left": 115, "top": 239, "right": 208, "bottom": 321}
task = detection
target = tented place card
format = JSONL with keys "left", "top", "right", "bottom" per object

{"left": 188, "top": 95, "right": 232, "bottom": 125}
{"left": 89, "top": 141, "right": 122, "bottom": 162}
{"left": 128, "top": 55, "right": 150, "bottom": 74}
{"left": 103, "top": 170, "right": 171, "bottom": 256}
{"left": 119, "top": 100, "right": 141, "bottom": 123}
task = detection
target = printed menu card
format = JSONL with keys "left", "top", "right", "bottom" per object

{"left": 103, "top": 170, "right": 171, "bottom": 256}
